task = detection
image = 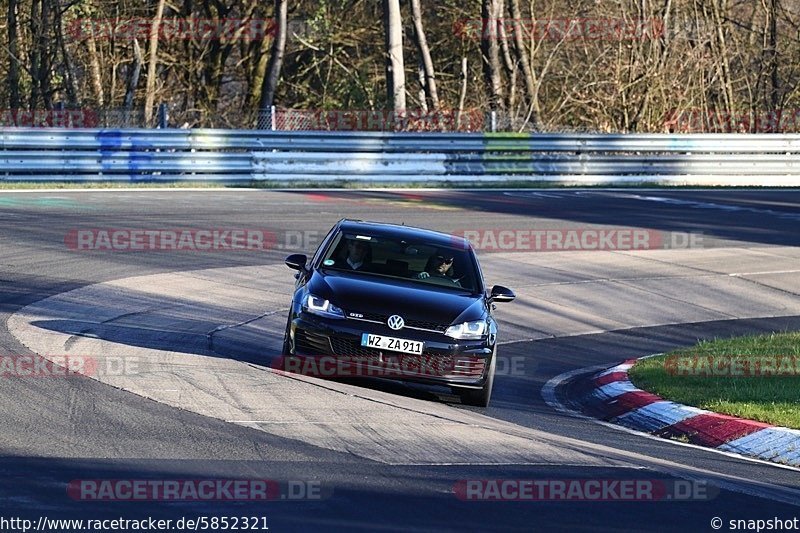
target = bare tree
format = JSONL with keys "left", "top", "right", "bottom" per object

{"left": 707, "top": 0, "right": 735, "bottom": 118}
{"left": 416, "top": 62, "right": 428, "bottom": 112}
{"left": 54, "top": 0, "right": 79, "bottom": 106}
{"left": 247, "top": 22, "right": 274, "bottom": 109}
{"left": 7, "top": 0, "right": 21, "bottom": 109}
{"left": 259, "top": 0, "right": 288, "bottom": 111}
{"left": 409, "top": 0, "right": 438, "bottom": 110}
{"left": 1, "top": 0, "right": 797, "bottom": 131}
{"left": 456, "top": 56, "right": 468, "bottom": 129}
{"left": 29, "top": 0, "right": 53, "bottom": 108}
{"left": 498, "top": 10, "right": 518, "bottom": 113}
{"left": 509, "top": 0, "right": 539, "bottom": 127}
{"left": 85, "top": 28, "right": 105, "bottom": 106}
{"left": 767, "top": 0, "right": 780, "bottom": 111}
{"left": 124, "top": 39, "right": 143, "bottom": 111}
{"left": 481, "top": 0, "right": 504, "bottom": 110}
{"left": 382, "top": 0, "right": 406, "bottom": 111}
{"left": 144, "top": 0, "right": 166, "bottom": 125}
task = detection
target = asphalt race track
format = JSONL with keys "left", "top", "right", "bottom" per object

{"left": 1, "top": 188, "right": 800, "bottom": 532}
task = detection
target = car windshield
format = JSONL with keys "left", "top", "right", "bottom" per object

{"left": 320, "top": 231, "right": 481, "bottom": 293}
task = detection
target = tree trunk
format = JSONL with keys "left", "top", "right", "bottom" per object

{"left": 456, "top": 57, "right": 468, "bottom": 130}
{"left": 509, "top": 0, "right": 539, "bottom": 128}
{"left": 409, "top": 0, "right": 438, "bottom": 110}
{"left": 203, "top": 40, "right": 226, "bottom": 119}
{"left": 40, "top": 0, "right": 52, "bottom": 108}
{"left": 259, "top": 0, "right": 288, "bottom": 111}
{"left": 498, "top": 9, "right": 517, "bottom": 115}
{"left": 29, "top": 0, "right": 52, "bottom": 108}
{"left": 481, "top": 0, "right": 504, "bottom": 110}
{"left": 708, "top": 0, "right": 734, "bottom": 119}
{"left": 248, "top": 32, "right": 273, "bottom": 109}
{"left": 7, "top": 0, "right": 20, "bottom": 109}
{"left": 767, "top": 0, "right": 780, "bottom": 111}
{"left": 143, "top": 0, "right": 166, "bottom": 126}
{"left": 417, "top": 62, "right": 428, "bottom": 113}
{"left": 54, "top": 2, "right": 79, "bottom": 106}
{"left": 124, "top": 39, "right": 143, "bottom": 110}
{"left": 86, "top": 30, "right": 105, "bottom": 106}
{"left": 382, "top": 0, "right": 406, "bottom": 111}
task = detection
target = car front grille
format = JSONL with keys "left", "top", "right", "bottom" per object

{"left": 329, "top": 337, "right": 383, "bottom": 359}
{"left": 328, "top": 337, "right": 484, "bottom": 378}
{"left": 346, "top": 310, "right": 449, "bottom": 333}
{"left": 294, "top": 329, "right": 333, "bottom": 355}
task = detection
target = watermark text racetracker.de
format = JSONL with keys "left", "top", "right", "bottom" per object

{"left": 272, "top": 353, "right": 531, "bottom": 378}
{"left": 666, "top": 354, "right": 800, "bottom": 377}
{"left": 0, "top": 355, "right": 139, "bottom": 378}
{"left": 66, "top": 17, "right": 313, "bottom": 42}
{"left": 275, "top": 108, "right": 485, "bottom": 131}
{"left": 64, "top": 229, "right": 328, "bottom": 253}
{"left": 67, "top": 478, "right": 327, "bottom": 501}
{"left": 65, "top": 228, "right": 275, "bottom": 252}
{"left": 665, "top": 107, "right": 800, "bottom": 133}
{"left": 0, "top": 109, "right": 99, "bottom": 127}
{"left": 455, "top": 228, "right": 703, "bottom": 252}
{"left": 454, "top": 17, "right": 664, "bottom": 41}
{"left": 454, "top": 478, "right": 717, "bottom": 501}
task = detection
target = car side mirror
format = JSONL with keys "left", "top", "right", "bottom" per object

{"left": 285, "top": 254, "right": 308, "bottom": 271}
{"left": 489, "top": 285, "right": 515, "bottom": 303}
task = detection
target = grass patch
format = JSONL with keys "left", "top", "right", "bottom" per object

{"left": 628, "top": 332, "right": 800, "bottom": 429}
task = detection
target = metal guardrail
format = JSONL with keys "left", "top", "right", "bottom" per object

{"left": 1, "top": 129, "right": 800, "bottom": 184}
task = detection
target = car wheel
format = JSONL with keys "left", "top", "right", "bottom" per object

{"left": 456, "top": 350, "right": 496, "bottom": 407}
{"left": 281, "top": 313, "right": 293, "bottom": 356}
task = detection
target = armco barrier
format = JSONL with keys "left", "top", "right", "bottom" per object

{"left": 1, "top": 129, "right": 800, "bottom": 184}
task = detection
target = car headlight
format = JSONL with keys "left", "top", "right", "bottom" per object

{"left": 303, "top": 294, "right": 345, "bottom": 319}
{"left": 445, "top": 320, "right": 488, "bottom": 340}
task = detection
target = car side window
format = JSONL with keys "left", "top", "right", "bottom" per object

{"left": 312, "top": 226, "right": 339, "bottom": 268}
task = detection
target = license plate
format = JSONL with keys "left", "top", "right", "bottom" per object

{"left": 361, "top": 333, "right": 423, "bottom": 355}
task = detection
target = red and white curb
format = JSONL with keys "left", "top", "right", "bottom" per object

{"left": 570, "top": 359, "right": 800, "bottom": 468}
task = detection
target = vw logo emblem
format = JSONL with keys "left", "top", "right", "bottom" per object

{"left": 387, "top": 315, "right": 404, "bottom": 330}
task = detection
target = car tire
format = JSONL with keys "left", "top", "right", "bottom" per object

{"left": 281, "top": 313, "right": 293, "bottom": 356}
{"left": 456, "top": 349, "right": 496, "bottom": 407}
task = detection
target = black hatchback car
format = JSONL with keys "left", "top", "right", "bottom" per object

{"left": 280, "top": 219, "right": 515, "bottom": 406}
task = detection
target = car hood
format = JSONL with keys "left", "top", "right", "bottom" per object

{"left": 309, "top": 270, "right": 485, "bottom": 326}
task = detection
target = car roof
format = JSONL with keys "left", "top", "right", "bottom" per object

{"left": 336, "top": 219, "right": 470, "bottom": 250}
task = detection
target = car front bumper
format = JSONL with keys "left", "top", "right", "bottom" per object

{"left": 285, "top": 312, "right": 494, "bottom": 389}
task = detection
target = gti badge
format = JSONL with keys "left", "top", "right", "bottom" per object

{"left": 387, "top": 315, "right": 404, "bottom": 330}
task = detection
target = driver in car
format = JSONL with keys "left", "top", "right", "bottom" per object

{"left": 415, "top": 252, "right": 461, "bottom": 286}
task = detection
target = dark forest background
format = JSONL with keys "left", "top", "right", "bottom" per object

{"left": 2, "top": 0, "right": 799, "bottom": 130}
